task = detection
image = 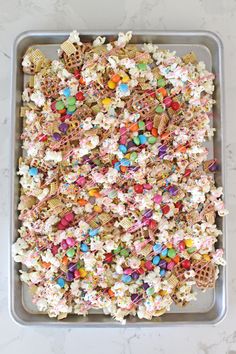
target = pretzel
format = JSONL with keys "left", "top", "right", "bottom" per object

{"left": 192, "top": 261, "right": 216, "bottom": 289}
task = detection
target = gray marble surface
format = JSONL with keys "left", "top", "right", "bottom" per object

{"left": 1, "top": 0, "right": 236, "bottom": 353}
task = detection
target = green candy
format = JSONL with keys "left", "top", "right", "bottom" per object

{"left": 108, "top": 190, "right": 117, "bottom": 199}
{"left": 146, "top": 287, "right": 155, "bottom": 296}
{"left": 138, "top": 121, "right": 145, "bottom": 130}
{"left": 130, "top": 151, "right": 138, "bottom": 161}
{"left": 66, "top": 248, "right": 75, "bottom": 258}
{"left": 148, "top": 136, "right": 157, "bottom": 145}
{"left": 56, "top": 101, "right": 65, "bottom": 111}
{"left": 120, "top": 248, "right": 129, "bottom": 257}
{"left": 167, "top": 248, "right": 176, "bottom": 259}
{"left": 137, "top": 63, "right": 147, "bottom": 71}
{"left": 187, "top": 247, "right": 197, "bottom": 254}
{"left": 155, "top": 105, "right": 165, "bottom": 113}
{"left": 76, "top": 261, "right": 81, "bottom": 269}
{"left": 113, "top": 246, "right": 122, "bottom": 254}
{"left": 67, "top": 104, "right": 76, "bottom": 113}
{"left": 67, "top": 96, "right": 76, "bottom": 105}
{"left": 157, "top": 78, "right": 166, "bottom": 87}
{"left": 93, "top": 159, "right": 102, "bottom": 166}
{"left": 133, "top": 136, "right": 140, "bottom": 146}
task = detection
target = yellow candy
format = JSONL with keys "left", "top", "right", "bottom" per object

{"left": 165, "top": 257, "right": 171, "bottom": 262}
{"left": 166, "top": 242, "right": 173, "bottom": 249}
{"left": 159, "top": 290, "right": 168, "bottom": 296}
{"left": 108, "top": 80, "right": 116, "bottom": 89}
{"left": 88, "top": 189, "right": 98, "bottom": 197}
{"left": 122, "top": 75, "right": 130, "bottom": 83}
{"left": 102, "top": 97, "right": 112, "bottom": 106}
{"left": 79, "top": 268, "right": 87, "bottom": 278}
{"left": 94, "top": 205, "right": 102, "bottom": 213}
{"left": 203, "top": 254, "right": 211, "bottom": 262}
{"left": 185, "top": 239, "right": 193, "bottom": 248}
{"left": 124, "top": 153, "right": 130, "bottom": 159}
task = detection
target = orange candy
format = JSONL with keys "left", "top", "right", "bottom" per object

{"left": 58, "top": 108, "right": 66, "bottom": 115}
{"left": 78, "top": 199, "right": 87, "bottom": 206}
{"left": 157, "top": 87, "right": 167, "bottom": 97}
{"left": 41, "top": 261, "right": 51, "bottom": 269}
{"left": 62, "top": 255, "right": 68, "bottom": 266}
{"left": 120, "top": 165, "right": 128, "bottom": 173}
{"left": 111, "top": 74, "right": 121, "bottom": 83}
{"left": 173, "top": 255, "right": 180, "bottom": 264}
{"left": 94, "top": 205, "right": 102, "bottom": 213}
{"left": 176, "top": 145, "right": 187, "bottom": 153}
{"left": 129, "top": 122, "right": 139, "bottom": 132}
{"left": 151, "top": 127, "right": 158, "bottom": 137}
{"left": 108, "top": 289, "right": 115, "bottom": 297}
{"left": 161, "top": 132, "right": 170, "bottom": 140}
{"left": 79, "top": 77, "right": 86, "bottom": 85}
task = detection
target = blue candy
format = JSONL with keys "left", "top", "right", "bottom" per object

{"left": 122, "top": 274, "right": 132, "bottom": 283}
{"left": 63, "top": 87, "right": 71, "bottom": 97}
{"left": 153, "top": 243, "right": 162, "bottom": 254}
{"left": 119, "top": 83, "right": 129, "bottom": 93}
{"left": 114, "top": 162, "right": 121, "bottom": 171}
{"left": 139, "top": 135, "right": 147, "bottom": 144}
{"left": 57, "top": 278, "right": 65, "bottom": 288}
{"left": 161, "top": 248, "right": 168, "bottom": 257}
{"left": 120, "top": 158, "right": 130, "bottom": 166}
{"left": 152, "top": 255, "right": 160, "bottom": 265}
{"left": 119, "top": 144, "right": 127, "bottom": 154}
{"left": 80, "top": 243, "right": 89, "bottom": 252}
{"left": 160, "top": 269, "right": 166, "bottom": 277}
{"left": 29, "top": 167, "right": 38, "bottom": 176}
{"left": 89, "top": 228, "right": 99, "bottom": 237}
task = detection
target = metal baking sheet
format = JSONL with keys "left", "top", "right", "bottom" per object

{"left": 10, "top": 31, "right": 227, "bottom": 326}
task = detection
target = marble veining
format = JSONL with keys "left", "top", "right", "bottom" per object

{"left": 1, "top": 0, "right": 236, "bottom": 353}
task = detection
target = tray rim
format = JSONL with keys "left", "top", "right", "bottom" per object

{"left": 9, "top": 30, "right": 227, "bottom": 327}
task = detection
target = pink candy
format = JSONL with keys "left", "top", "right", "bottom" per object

{"left": 153, "top": 194, "right": 162, "bottom": 204}
{"left": 120, "top": 135, "right": 127, "bottom": 145}
{"left": 145, "top": 260, "right": 154, "bottom": 271}
{"left": 76, "top": 176, "right": 86, "bottom": 187}
{"left": 61, "top": 239, "right": 68, "bottom": 250}
{"left": 163, "top": 97, "right": 172, "bottom": 108}
{"left": 143, "top": 183, "right": 152, "bottom": 190}
{"left": 167, "top": 261, "right": 175, "bottom": 270}
{"left": 124, "top": 268, "right": 133, "bottom": 275}
{"left": 66, "top": 237, "right": 75, "bottom": 247}
{"left": 64, "top": 212, "right": 75, "bottom": 222}
{"left": 61, "top": 218, "right": 69, "bottom": 227}
{"left": 146, "top": 121, "right": 153, "bottom": 131}
{"left": 120, "top": 127, "right": 127, "bottom": 135}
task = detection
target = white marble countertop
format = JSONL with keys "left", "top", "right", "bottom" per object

{"left": 1, "top": 0, "right": 236, "bottom": 353}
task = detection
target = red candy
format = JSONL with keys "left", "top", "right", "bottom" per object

{"left": 134, "top": 184, "right": 144, "bottom": 194}
{"left": 146, "top": 89, "right": 156, "bottom": 98}
{"left": 145, "top": 260, "right": 154, "bottom": 271}
{"left": 74, "top": 69, "right": 81, "bottom": 79}
{"left": 182, "top": 259, "right": 191, "bottom": 270}
{"left": 58, "top": 223, "right": 66, "bottom": 230}
{"left": 175, "top": 201, "right": 183, "bottom": 210}
{"left": 76, "top": 91, "right": 85, "bottom": 101}
{"left": 74, "top": 269, "right": 80, "bottom": 279}
{"left": 149, "top": 219, "right": 157, "bottom": 230}
{"left": 137, "top": 268, "right": 145, "bottom": 275}
{"left": 178, "top": 240, "right": 186, "bottom": 251}
{"left": 38, "top": 134, "right": 47, "bottom": 142}
{"left": 184, "top": 168, "right": 192, "bottom": 177}
{"left": 171, "top": 101, "right": 180, "bottom": 111}
{"left": 51, "top": 245, "right": 58, "bottom": 255}
{"left": 105, "top": 253, "right": 113, "bottom": 263}
{"left": 51, "top": 101, "right": 57, "bottom": 112}
{"left": 61, "top": 218, "right": 69, "bottom": 227}
{"left": 161, "top": 205, "right": 170, "bottom": 215}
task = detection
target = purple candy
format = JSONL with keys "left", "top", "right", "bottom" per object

{"left": 66, "top": 271, "right": 74, "bottom": 281}
{"left": 144, "top": 209, "right": 153, "bottom": 219}
{"left": 52, "top": 132, "right": 61, "bottom": 141}
{"left": 68, "top": 263, "right": 77, "bottom": 272}
{"left": 209, "top": 161, "right": 218, "bottom": 172}
{"left": 131, "top": 272, "right": 139, "bottom": 280}
{"left": 59, "top": 122, "right": 69, "bottom": 133}
{"left": 127, "top": 140, "right": 136, "bottom": 150}
{"left": 131, "top": 293, "right": 142, "bottom": 303}
{"left": 159, "top": 144, "right": 167, "bottom": 152}
{"left": 142, "top": 282, "right": 149, "bottom": 290}
{"left": 158, "top": 151, "right": 167, "bottom": 158}
{"left": 159, "top": 259, "right": 167, "bottom": 269}
{"left": 169, "top": 186, "right": 178, "bottom": 196}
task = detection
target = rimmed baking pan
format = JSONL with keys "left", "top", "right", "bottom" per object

{"left": 10, "top": 30, "right": 227, "bottom": 326}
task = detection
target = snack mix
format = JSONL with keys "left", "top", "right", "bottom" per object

{"left": 13, "top": 31, "right": 227, "bottom": 323}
